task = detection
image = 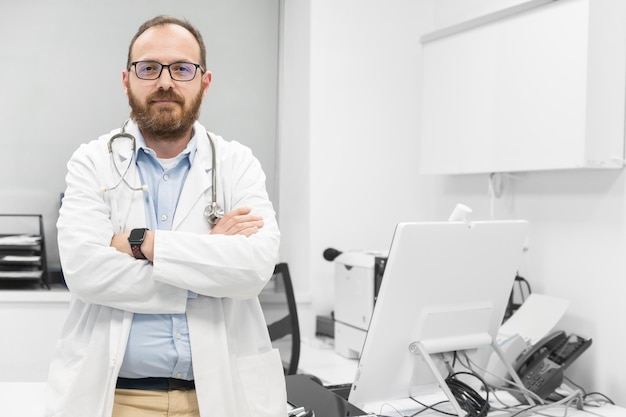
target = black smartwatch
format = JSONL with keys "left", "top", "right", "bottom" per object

{"left": 128, "top": 228, "right": 149, "bottom": 260}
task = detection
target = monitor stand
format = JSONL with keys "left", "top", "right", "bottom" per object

{"left": 409, "top": 338, "right": 536, "bottom": 417}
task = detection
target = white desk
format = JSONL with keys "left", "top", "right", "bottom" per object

{"left": 297, "top": 337, "right": 358, "bottom": 386}
{"left": 0, "top": 382, "right": 45, "bottom": 417}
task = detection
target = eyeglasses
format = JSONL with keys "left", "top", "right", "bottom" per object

{"left": 129, "top": 61, "right": 204, "bottom": 82}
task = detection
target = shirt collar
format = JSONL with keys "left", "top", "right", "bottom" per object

{"left": 133, "top": 126, "right": 198, "bottom": 165}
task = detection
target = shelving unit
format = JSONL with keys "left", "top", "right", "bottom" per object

{"left": 0, "top": 214, "right": 49, "bottom": 289}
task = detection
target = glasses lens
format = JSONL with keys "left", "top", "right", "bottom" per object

{"left": 169, "top": 63, "right": 197, "bottom": 81}
{"left": 135, "top": 61, "right": 161, "bottom": 80}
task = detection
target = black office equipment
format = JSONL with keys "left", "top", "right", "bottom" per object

{"left": 286, "top": 374, "right": 368, "bottom": 417}
{"left": 512, "top": 331, "right": 592, "bottom": 403}
{"left": 264, "top": 262, "right": 301, "bottom": 375}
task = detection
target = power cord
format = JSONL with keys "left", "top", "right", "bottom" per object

{"left": 445, "top": 372, "right": 490, "bottom": 417}
{"left": 456, "top": 349, "right": 546, "bottom": 406}
{"left": 561, "top": 376, "right": 615, "bottom": 407}
{"left": 407, "top": 398, "right": 458, "bottom": 417}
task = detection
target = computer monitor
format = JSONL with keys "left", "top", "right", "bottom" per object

{"left": 348, "top": 220, "right": 529, "bottom": 414}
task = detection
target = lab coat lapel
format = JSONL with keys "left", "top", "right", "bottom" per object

{"left": 104, "top": 136, "right": 147, "bottom": 232}
{"left": 172, "top": 135, "right": 213, "bottom": 231}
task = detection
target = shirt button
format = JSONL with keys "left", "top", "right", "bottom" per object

{"left": 163, "top": 174, "right": 169, "bottom": 181}
{"left": 160, "top": 214, "right": 168, "bottom": 222}
{"left": 176, "top": 372, "right": 183, "bottom": 379}
{"left": 175, "top": 332, "right": 182, "bottom": 339}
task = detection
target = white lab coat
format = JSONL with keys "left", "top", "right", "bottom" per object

{"left": 45, "top": 121, "right": 286, "bottom": 417}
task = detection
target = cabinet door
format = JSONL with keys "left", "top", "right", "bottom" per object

{"left": 420, "top": 0, "right": 626, "bottom": 174}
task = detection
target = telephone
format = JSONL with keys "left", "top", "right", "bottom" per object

{"left": 511, "top": 331, "right": 592, "bottom": 403}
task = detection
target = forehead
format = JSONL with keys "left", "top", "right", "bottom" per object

{"left": 131, "top": 24, "right": 201, "bottom": 62}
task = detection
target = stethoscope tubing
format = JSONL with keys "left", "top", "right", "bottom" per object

{"left": 104, "top": 120, "right": 223, "bottom": 225}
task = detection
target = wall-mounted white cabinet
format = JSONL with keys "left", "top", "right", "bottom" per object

{"left": 420, "top": 0, "right": 626, "bottom": 175}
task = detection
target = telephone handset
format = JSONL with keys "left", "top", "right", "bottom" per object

{"left": 511, "top": 331, "right": 592, "bottom": 403}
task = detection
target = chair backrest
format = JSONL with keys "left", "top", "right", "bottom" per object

{"left": 262, "top": 262, "right": 301, "bottom": 375}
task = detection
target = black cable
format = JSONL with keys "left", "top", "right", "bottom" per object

{"left": 451, "top": 351, "right": 459, "bottom": 369}
{"left": 504, "top": 274, "right": 532, "bottom": 321}
{"left": 409, "top": 398, "right": 458, "bottom": 416}
{"left": 563, "top": 376, "right": 587, "bottom": 396}
{"left": 508, "top": 403, "right": 541, "bottom": 417}
{"left": 445, "top": 372, "right": 490, "bottom": 417}
{"left": 563, "top": 376, "right": 615, "bottom": 406}
{"left": 515, "top": 274, "right": 531, "bottom": 302}
{"left": 584, "top": 392, "right": 615, "bottom": 406}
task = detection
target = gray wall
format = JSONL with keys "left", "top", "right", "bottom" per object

{"left": 0, "top": 0, "right": 280, "bottom": 269}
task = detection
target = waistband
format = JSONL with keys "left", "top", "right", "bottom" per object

{"left": 116, "top": 377, "right": 195, "bottom": 391}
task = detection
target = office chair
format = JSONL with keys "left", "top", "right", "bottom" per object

{"left": 263, "top": 262, "right": 301, "bottom": 375}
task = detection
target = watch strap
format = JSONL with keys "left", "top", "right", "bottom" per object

{"left": 130, "top": 243, "right": 146, "bottom": 260}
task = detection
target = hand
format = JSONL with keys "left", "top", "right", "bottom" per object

{"left": 111, "top": 232, "right": 132, "bottom": 256}
{"left": 210, "top": 206, "right": 263, "bottom": 237}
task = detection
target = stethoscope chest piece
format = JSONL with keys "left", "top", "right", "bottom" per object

{"left": 204, "top": 201, "right": 224, "bottom": 225}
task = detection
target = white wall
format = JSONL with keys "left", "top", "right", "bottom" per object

{"left": 0, "top": 0, "right": 279, "bottom": 270}
{"left": 279, "top": 0, "right": 626, "bottom": 406}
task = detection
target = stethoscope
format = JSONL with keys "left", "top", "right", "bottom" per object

{"left": 102, "top": 119, "right": 224, "bottom": 226}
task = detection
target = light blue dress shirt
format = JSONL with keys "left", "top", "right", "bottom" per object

{"left": 118, "top": 132, "right": 198, "bottom": 380}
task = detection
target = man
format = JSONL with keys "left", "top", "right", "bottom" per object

{"left": 45, "top": 16, "right": 286, "bottom": 417}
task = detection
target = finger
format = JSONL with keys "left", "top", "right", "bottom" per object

{"left": 218, "top": 219, "right": 264, "bottom": 236}
{"left": 236, "top": 225, "right": 261, "bottom": 237}
{"left": 221, "top": 206, "right": 252, "bottom": 220}
{"left": 211, "top": 207, "right": 252, "bottom": 229}
{"left": 211, "top": 214, "right": 263, "bottom": 235}
{"left": 213, "top": 214, "right": 260, "bottom": 231}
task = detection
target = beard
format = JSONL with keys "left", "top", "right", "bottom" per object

{"left": 128, "top": 86, "right": 203, "bottom": 141}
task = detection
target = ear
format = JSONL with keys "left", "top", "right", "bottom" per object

{"left": 122, "top": 70, "right": 130, "bottom": 96}
{"left": 202, "top": 71, "right": 212, "bottom": 98}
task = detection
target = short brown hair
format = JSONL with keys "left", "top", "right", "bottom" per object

{"left": 126, "top": 15, "right": 207, "bottom": 70}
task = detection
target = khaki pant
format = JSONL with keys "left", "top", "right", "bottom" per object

{"left": 112, "top": 388, "right": 200, "bottom": 417}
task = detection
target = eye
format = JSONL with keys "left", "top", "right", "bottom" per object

{"left": 136, "top": 61, "right": 160, "bottom": 75}
{"left": 170, "top": 63, "right": 198, "bottom": 79}
{"left": 173, "top": 63, "right": 193, "bottom": 73}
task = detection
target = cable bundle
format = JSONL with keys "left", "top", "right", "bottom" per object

{"left": 446, "top": 372, "right": 490, "bottom": 417}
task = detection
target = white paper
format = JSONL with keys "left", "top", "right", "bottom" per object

{"left": 1, "top": 255, "right": 41, "bottom": 262}
{"left": 0, "top": 235, "right": 41, "bottom": 246}
{"left": 498, "top": 293, "right": 569, "bottom": 345}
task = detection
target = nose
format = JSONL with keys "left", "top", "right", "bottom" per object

{"left": 156, "top": 66, "right": 175, "bottom": 88}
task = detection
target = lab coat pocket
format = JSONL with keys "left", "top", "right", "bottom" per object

{"left": 45, "top": 338, "right": 89, "bottom": 413}
{"left": 236, "top": 348, "right": 287, "bottom": 417}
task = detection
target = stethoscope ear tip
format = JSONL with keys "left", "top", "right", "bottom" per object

{"left": 141, "top": 185, "right": 149, "bottom": 192}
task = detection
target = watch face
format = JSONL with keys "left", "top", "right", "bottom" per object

{"left": 129, "top": 228, "right": 147, "bottom": 241}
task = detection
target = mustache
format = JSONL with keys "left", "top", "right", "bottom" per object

{"left": 148, "top": 90, "right": 184, "bottom": 104}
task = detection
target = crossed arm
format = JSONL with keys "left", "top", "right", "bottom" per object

{"left": 110, "top": 206, "right": 263, "bottom": 261}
